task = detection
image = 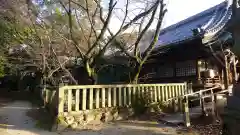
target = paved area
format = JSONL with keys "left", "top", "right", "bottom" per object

{"left": 0, "top": 101, "right": 196, "bottom": 135}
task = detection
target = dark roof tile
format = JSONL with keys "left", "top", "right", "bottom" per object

{"left": 157, "top": 1, "right": 232, "bottom": 47}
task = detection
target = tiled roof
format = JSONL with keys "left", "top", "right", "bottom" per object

{"left": 157, "top": 0, "right": 232, "bottom": 48}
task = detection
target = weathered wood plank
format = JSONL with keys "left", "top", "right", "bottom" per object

{"left": 159, "top": 86, "right": 163, "bottom": 101}
{"left": 75, "top": 89, "right": 79, "bottom": 111}
{"left": 154, "top": 86, "right": 157, "bottom": 102}
{"left": 102, "top": 88, "right": 106, "bottom": 108}
{"left": 82, "top": 89, "right": 87, "bottom": 110}
{"left": 59, "top": 83, "right": 185, "bottom": 90}
{"left": 118, "top": 87, "right": 122, "bottom": 106}
{"left": 96, "top": 88, "right": 100, "bottom": 109}
{"left": 113, "top": 88, "right": 117, "bottom": 106}
{"left": 89, "top": 88, "right": 93, "bottom": 109}
{"left": 58, "top": 87, "right": 65, "bottom": 113}
{"left": 123, "top": 87, "right": 127, "bottom": 106}
{"left": 128, "top": 87, "right": 132, "bottom": 105}
{"left": 68, "top": 89, "right": 72, "bottom": 112}
{"left": 108, "top": 88, "right": 112, "bottom": 107}
{"left": 132, "top": 87, "right": 136, "bottom": 102}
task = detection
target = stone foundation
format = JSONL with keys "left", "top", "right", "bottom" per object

{"left": 52, "top": 107, "right": 134, "bottom": 131}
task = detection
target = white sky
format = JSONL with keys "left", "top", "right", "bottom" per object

{"left": 104, "top": 0, "right": 225, "bottom": 33}
{"left": 163, "top": 0, "right": 225, "bottom": 28}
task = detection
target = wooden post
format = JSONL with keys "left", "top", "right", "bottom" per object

{"left": 200, "top": 91, "right": 206, "bottom": 116}
{"left": 233, "top": 56, "right": 238, "bottom": 83}
{"left": 132, "top": 87, "right": 136, "bottom": 103}
{"left": 108, "top": 88, "right": 112, "bottom": 107}
{"left": 150, "top": 86, "right": 154, "bottom": 103}
{"left": 96, "top": 88, "right": 100, "bottom": 108}
{"left": 178, "top": 97, "right": 183, "bottom": 112}
{"left": 123, "top": 87, "right": 127, "bottom": 106}
{"left": 68, "top": 89, "right": 72, "bottom": 112}
{"left": 118, "top": 87, "right": 122, "bottom": 106}
{"left": 113, "top": 88, "right": 117, "bottom": 107}
{"left": 58, "top": 87, "right": 65, "bottom": 114}
{"left": 183, "top": 96, "right": 191, "bottom": 127}
{"left": 224, "top": 56, "right": 229, "bottom": 89}
{"left": 212, "top": 91, "right": 217, "bottom": 122}
{"left": 128, "top": 87, "right": 132, "bottom": 105}
{"left": 82, "top": 88, "right": 87, "bottom": 110}
{"left": 159, "top": 86, "right": 162, "bottom": 101}
{"left": 154, "top": 86, "right": 157, "bottom": 102}
{"left": 196, "top": 60, "right": 202, "bottom": 84}
{"left": 172, "top": 99, "right": 177, "bottom": 112}
{"left": 75, "top": 89, "right": 79, "bottom": 111}
{"left": 89, "top": 88, "right": 93, "bottom": 109}
{"left": 102, "top": 88, "right": 106, "bottom": 108}
{"left": 169, "top": 86, "right": 172, "bottom": 98}
{"left": 165, "top": 86, "right": 168, "bottom": 101}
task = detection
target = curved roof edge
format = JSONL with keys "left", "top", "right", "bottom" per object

{"left": 156, "top": 0, "right": 232, "bottom": 48}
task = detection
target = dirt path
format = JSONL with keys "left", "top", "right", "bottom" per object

{"left": 0, "top": 100, "right": 195, "bottom": 135}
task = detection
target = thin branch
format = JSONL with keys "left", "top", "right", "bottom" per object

{"left": 142, "top": 1, "right": 167, "bottom": 62}
{"left": 86, "top": 0, "right": 117, "bottom": 57}
{"left": 96, "top": 0, "right": 159, "bottom": 58}
{"left": 134, "top": 2, "right": 158, "bottom": 57}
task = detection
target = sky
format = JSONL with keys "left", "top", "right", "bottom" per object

{"left": 163, "top": 0, "right": 225, "bottom": 27}
{"left": 104, "top": 0, "right": 225, "bottom": 33}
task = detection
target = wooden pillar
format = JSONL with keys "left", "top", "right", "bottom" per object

{"left": 211, "top": 92, "right": 217, "bottom": 122}
{"left": 224, "top": 56, "right": 229, "bottom": 89}
{"left": 196, "top": 60, "right": 202, "bottom": 84}
{"left": 200, "top": 91, "right": 206, "bottom": 116}
{"left": 183, "top": 96, "right": 190, "bottom": 127}
{"left": 233, "top": 56, "right": 238, "bottom": 83}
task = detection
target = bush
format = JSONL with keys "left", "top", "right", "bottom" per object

{"left": 132, "top": 96, "right": 148, "bottom": 115}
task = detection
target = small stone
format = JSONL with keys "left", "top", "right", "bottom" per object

{"left": 102, "top": 112, "right": 113, "bottom": 122}
{"left": 65, "top": 115, "right": 75, "bottom": 125}
{"left": 70, "top": 122, "right": 78, "bottom": 129}
{"left": 95, "top": 113, "right": 103, "bottom": 121}
{"left": 85, "top": 113, "right": 95, "bottom": 123}
{"left": 113, "top": 111, "right": 119, "bottom": 120}
{"left": 74, "top": 115, "right": 84, "bottom": 122}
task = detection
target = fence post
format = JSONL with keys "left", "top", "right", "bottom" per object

{"left": 211, "top": 89, "right": 217, "bottom": 121}
{"left": 102, "top": 88, "right": 106, "bottom": 108}
{"left": 188, "top": 82, "right": 193, "bottom": 93}
{"left": 82, "top": 88, "right": 87, "bottom": 110}
{"left": 75, "top": 89, "right": 79, "bottom": 111}
{"left": 68, "top": 89, "right": 72, "bottom": 112}
{"left": 200, "top": 91, "right": 206, "bottom": 116}
{"left": 96, "top": 88, "right": 100, "bottom": 108}
{"left": 108, "top": 88, "right": 112, "bottom": 107}
{"left": 58, "top": 86, "right": 64, "bottom": 114}
{"left": 178, "top": 96, "right": 183, "bottom": 112}
{"left": 113, "top": 88, "right": 117, "bottom": 107}
{"left": 183, "top": 96, "right": 190, "bottom": 127}
{"left": 89, "top": 88, "right": 94, "bottom": 109}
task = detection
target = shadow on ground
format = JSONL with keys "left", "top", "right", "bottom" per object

{"left": 0, "top": 91, "right": 198, "bottom": 135}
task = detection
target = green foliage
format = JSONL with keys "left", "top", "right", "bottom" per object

{"left": 0, "top": 56, "right": 6, "bottom": 77}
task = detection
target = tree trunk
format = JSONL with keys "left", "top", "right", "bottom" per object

{"left": 132, "top": 62, "right": 143, "bottom": 84}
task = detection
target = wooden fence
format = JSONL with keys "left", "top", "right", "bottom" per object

{"left": 58, "top": 83, "right": 191, "bottom": 114}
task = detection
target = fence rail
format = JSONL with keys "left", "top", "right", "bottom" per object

{"left": 58, "top": 83, "right": 191, "bottom": 113}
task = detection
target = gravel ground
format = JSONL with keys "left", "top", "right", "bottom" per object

{"left": 188, "top": 115, "right": 223, "bottom": 135}
{"left": 0, "top": 100, "right": 197, "bottom": 135}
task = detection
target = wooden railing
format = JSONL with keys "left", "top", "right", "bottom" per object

{"left": 163, "top": 84, "right": 231, "bottom": 127}
{"left": 58, "top": 83, "right": 191, "bottom": 113}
